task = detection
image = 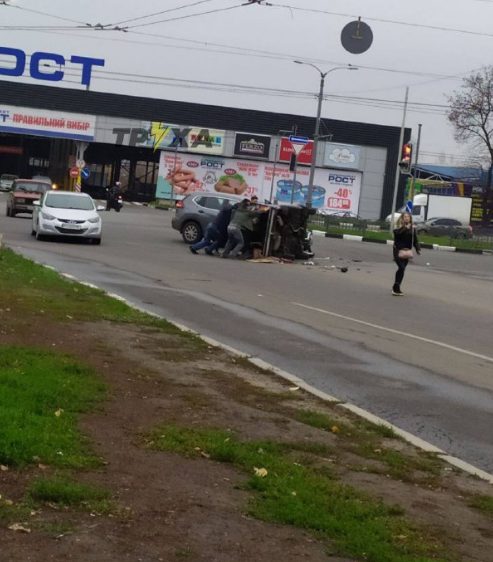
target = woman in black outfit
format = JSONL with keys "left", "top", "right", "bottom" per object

{"left": 392, "top": 212, "right": 421, "bottom": 296}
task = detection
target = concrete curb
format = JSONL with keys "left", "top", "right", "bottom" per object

{"left": 54, "top": 271, "right": 492, "bottom": 484}
{"left": 323, "top": 232, "right": 492, "bottom": 255}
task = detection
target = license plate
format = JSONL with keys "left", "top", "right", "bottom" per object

{"left": 63, "top": 224, "right": 82, "bottom": 230}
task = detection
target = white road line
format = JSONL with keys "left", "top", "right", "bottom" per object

{"left": 28, "top": 263, "right": 493, "bottom": 483}
{"left": 292, "top": 302, "right": 493, "bottom": 364}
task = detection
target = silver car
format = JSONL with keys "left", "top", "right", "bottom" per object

{"left": 0, "top": 173, "right": 19, "bottom": 191}
{"left": 171, "top": 193, "right": 244, "bottom": 244}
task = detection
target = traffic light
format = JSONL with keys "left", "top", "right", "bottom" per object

{"left": 399, "top": 142, "right": 413, "bottom": 174}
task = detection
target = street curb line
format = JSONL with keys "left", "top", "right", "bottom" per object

{"left": 47, "top": 269, "right": 493, "bottom": 485}
{"left": 323, "top": 232, "right": 492, "bottom": 255}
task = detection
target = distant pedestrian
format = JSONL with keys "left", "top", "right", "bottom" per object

{"left": 392, "top": 212, "right": 421, "bottom": 296}
{"left": 222, "top": 199, "right": 253, "bottom": 258}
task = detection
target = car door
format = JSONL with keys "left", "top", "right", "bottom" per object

{"left": 428, "top": 219, "right": 449, "bottom": 236}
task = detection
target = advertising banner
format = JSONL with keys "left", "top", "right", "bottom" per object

{"left": 146, "top": 122, "right": 225, "bottom": 154}
{"left": 156, "top": 151, "right": 361, "bottom": 214}
{"left": 0, "top": 105, "right": 95, "bottom": 141}
{"left": 323, "top": 142, "right": 361, "bottom": 169}
{"left": 279, "top": 137, "right": 313, "bottom": 165}
{"left": 234, "top": 133, "right": 271, "bottom": 159}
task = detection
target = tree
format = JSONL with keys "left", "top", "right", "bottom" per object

{"left": 447, "top": 66, "right": 493, "bottom": 187}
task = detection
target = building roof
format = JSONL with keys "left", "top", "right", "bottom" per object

{"left": 415, "top": 164, "right": 485, "bottom": 183}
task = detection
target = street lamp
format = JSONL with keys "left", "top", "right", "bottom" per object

{"left": 293, "top": 60, "right": 358, "bottom": 208}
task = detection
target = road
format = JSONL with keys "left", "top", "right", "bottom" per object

{"left": 1, "top": 194, "right": 493, "bottom": 472}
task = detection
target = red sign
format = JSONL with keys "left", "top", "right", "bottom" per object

{"left": 279, "top": 137, "right": 313, "bottom": 165}
{"left": 69, "top": 167, "right": 79, "bottom": 178}
{"left": 0, "top": 145, "right": 23, "bottom": 155}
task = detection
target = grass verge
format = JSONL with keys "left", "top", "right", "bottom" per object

{"left": 0, "top": 346, "right": 105, "bottom": 467}
{"left": 0, "top": 248, "right": 198, "bottom": 339}
{"left": 28, "top": 475, "right": 113, "bottom": 513}
{"left": 146, "top": 424, "right": 450, "bottom": 562}
{"left": 294, "top": 409, "right": 442, "bottom": 483}
{"left": 467, "top": 494, "right": 493, "bottom": 517}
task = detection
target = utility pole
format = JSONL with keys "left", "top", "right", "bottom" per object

{"left": 390, "top": 86, "right": 409, "bottom": 233}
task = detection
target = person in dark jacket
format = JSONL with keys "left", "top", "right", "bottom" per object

{"left": 190, "top": 199, "right": 233, "bottom": 254}
{"left": 392, "top": 212, "right": 421, "bottom": 296}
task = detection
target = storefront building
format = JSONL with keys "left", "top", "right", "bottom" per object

{"left": 0, "top": 80, "right": 410, "bottom": 219}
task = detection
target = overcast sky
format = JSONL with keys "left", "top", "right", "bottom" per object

{"left": 1, "top": 0, "right": 493, "bottom": 166}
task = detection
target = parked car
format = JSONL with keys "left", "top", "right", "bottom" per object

{"left": 172, "top": 193, "right": 244, "bottom": 244}
{"left": 0, "top": 173, "right": 19, "bottom": 191}
{"left": 32, "top": 191, "right": 104, "bottom": 244}
{"left": 415, "top": 217, "right": 473, "bottom": 239}
{"left": 6, "top": 179, "right": 53, "bottom": 217}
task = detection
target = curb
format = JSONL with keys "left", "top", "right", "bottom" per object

{"left": 49, "top": 268, "right": 492, "bottom": 485}
{"left": 323, "top": 232, "right": 492, "bottom": 255}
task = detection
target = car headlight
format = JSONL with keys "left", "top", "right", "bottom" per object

{"left": 41, "top": 211, "right": 56, "bottom": 220}
{"left": 88, "top": 216, "right": 101, "bottom": 224}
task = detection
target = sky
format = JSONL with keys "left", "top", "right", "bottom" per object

{"left": 1, "top": 0, "right": 493, "bottom": 166}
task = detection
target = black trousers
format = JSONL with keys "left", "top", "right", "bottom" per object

{"left": 393, "top": 257, "right": 408, "bottom": 287}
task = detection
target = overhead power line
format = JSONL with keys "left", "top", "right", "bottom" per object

{"left": 263, "top": 2, "right": 493, "bottom": 39}
{"left": 110, "top": 0, "right": 219, "bottom": 26}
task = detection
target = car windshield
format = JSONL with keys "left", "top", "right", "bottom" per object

{"left": 2, "top": 174, "right": 17, "bottom": 181}
{"left": 15, "top": 182, "right": 51, "bottom": 193}
{"left": 45, "top": 194, "right": 94, "bottom": 210}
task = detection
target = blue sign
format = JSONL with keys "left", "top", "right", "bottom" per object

{"left": 81, "top": 167, "right": 90, "bottom": 180}
{"left": 405, "top": 200, "right": 413, "bottom": 212}
{"left": 0, "top": 46, "right": 104, "bottom": 87}
{"left": 289, "top": 135, "right": 310, "bottom": 144}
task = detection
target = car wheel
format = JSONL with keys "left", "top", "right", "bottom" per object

{"left": 31, "top": 228, "right": 35, "bottom": 236}
{"left": 181, "top": 221, "right": 202, "bottom": 244}
{"left": 91, "top": 238, "right": 101, "bottom": 245}
{"left": 35, "top": 230, "right": 45, "bottom": 241}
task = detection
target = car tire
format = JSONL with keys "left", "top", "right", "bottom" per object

{"left": 35, "top": 230, "right": 45, "bottom": 241}
{"left": 31, "top": 228, "right": 35, "bottom": 236}
{"left": 181, "top": 221, "right": 202, "bottom": 244}
{"left": 91, "top": 238, "right": 101, "bottom": 245}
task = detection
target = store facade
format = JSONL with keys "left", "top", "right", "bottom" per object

{"left": 0, "top": 80, "right": 410, "bottom": 219}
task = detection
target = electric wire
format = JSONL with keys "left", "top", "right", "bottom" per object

{"left": 265, "top": 2, "right": 493, "bottom": 39}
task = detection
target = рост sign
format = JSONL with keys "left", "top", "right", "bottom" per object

{"left": 0, "top": 46, "right": 105, "bottom": 88}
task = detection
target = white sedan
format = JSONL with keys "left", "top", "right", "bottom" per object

{"left": 32, "top": 191, "right": 104, "bottom": 244}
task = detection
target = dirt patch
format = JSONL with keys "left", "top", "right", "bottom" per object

{"left": 1, "top": 316, "right": 493, "bottom": 562}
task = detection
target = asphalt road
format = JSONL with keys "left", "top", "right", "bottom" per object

{"left": 1, "top": 194, "right": 492, "bottom": 472}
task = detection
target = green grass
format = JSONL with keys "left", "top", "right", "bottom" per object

{"left": 309, "top": 224, "right": 493, "bottom": 250}
{"left": 147, "top": 425, "right": 450, "bottom": 562}
{"left": 28, "top": 475, "right": 112, "bottom": 513}
{"left": 467, "top": 494, "right": 493, "bottom": 517}
{"left": 294, "top": 409, "right": 442, "bottom": 483}
{"left": 0, "top": 248, "right": 192, "bottom": 335}
{"left": 0, "top": 346, "right": 105, "bottom": 467}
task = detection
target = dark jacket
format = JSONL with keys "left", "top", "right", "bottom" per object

{"left": 393, "top": 225, "right": 420, "bottom": 258}
{"left": 213, "top": 203, "right": 233, "bottom": 236}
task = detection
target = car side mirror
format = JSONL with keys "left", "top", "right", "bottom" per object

{"left": 96, "top": 205, "right": 105, "bottom": 212}
{"left": 33, "top": 200, "right": 40, "bottom": 207}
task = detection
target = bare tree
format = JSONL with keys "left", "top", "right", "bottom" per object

{"left": 448, "top": 66, "right": 493, "bottom": 187}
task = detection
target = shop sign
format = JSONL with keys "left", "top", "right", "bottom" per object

{"left": 323, "top": 142, "right": 361, "bottom": 169}
{"left": 155, "top": 151, "right": 361, "bottom": 215}
{"left": 0, "top": 46, "right": 104, "bottom": 87}
{"left": 0, "top": 105, "right": 95, "bottom": 141}
{"left": 234, "top": 133, "right": 271, "bottom": 159}
{"left": 279, "top": 137, "right": 313, "bottom": 165}
{"left": 144, "top": 123, "right": 225, "bottom": 154}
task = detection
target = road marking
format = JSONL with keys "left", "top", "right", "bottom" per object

{"left": 26, "top": 261, "right": 493, "bottom": 484}
{"left": 292, "top": 302, "right": 493, "bottom": 364}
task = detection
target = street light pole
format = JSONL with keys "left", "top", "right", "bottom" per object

{"left": 294, "top": 61, "right": 358, "bottom": 208}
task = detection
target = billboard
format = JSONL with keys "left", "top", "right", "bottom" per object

{"left": 156, "top": 152, "right": 361, "bottom": 214}
{"left": 278, "top": 137, "right": 314, "bottom": 165}
{"left": 323, "top": 142, "right": 361, "bottom": 169}
{"left": 0, "top": 105, "right": 95, "bottom": 141}
{"left": 146, "top": 123, "right": 225, "bottom": 154}
{"left": 234, "top": 133, "right": 271, "bottom": 159}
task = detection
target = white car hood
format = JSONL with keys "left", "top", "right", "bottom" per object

{"left": 43, "top": 207, "right": 99, "bottom": 221}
